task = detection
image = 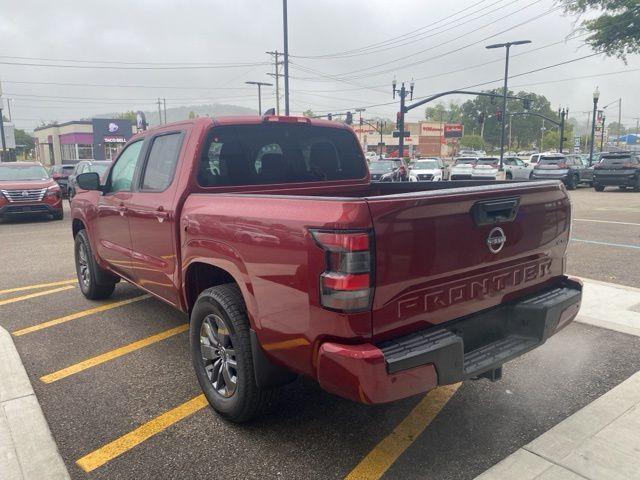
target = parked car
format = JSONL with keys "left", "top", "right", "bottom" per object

{"left": 503, "top": 156, "right": 533, "bottom": 180}
{"left": 71, "top": 115, "right": 581, "bottom": 422}
{"left": 593, "top": 152, "right": 640, "bottom": 191}
{"left": 0, "top": 162, "right": 63, "bottom": 220}
{"left": 369, "top": 158, "right": 407, "bottom": 181}
{"left": 458, "top": 149, "right": 477, "bottom": 157}
{"left": 575, "top": 155, "right": 594, "bottom": 185}
{"left": 67, "top": 160, "right": 112, "bottom": 200}
{"left": 410, "top": 158, "right": 443, "bottom": 181}
{"left": 472, "top": 157, "right": 500, "bottom": 180}
{"left": 530, "top": 154, "right": 591, "bottom": 189}
{"left": 49, "top": 164, "right": 76, "bottom": 197}
{"left": 450, "top": 157, "right": 477, "bottom": 179}
{"left": 380, "top": 162, "right": 417, "bottom": 182}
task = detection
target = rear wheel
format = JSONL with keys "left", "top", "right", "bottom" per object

{"left": 594, "top": 184, "right": 605, "bottom": 192}
{"left": 566, "top": 174, "right": 578, "bottom": 190}
{"left": 74, "top": 230, "right": 116, "bottom": 300}
{"left": 619, "top": 186, "right": 627, "bottom": 191}
{"left": 505, "top": 172, "right": 513, "bottom": 180}
{"left": 52, "top": 209, "right": 63, "bottom": 221}
{"left": 190, "top": 284, "right": 274, "bottom": 423}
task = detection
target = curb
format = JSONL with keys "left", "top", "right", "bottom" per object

{"left": 0, "top": 326, "right": 70, "bottom": 480}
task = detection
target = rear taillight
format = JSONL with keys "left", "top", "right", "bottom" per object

{"left": 594, "top": 163, "right": 604, "bottom": 169}
{"left": 52, "top": 173, "right": 61, "bottom": 179}
{"left": 311, "top": 230, "right": 373, "bottom": 312}
{"left": 558, "top": 163, "right": 568, "bottom": 168}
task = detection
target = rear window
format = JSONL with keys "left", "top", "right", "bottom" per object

{"left": 412, "top": 160, "right": 439, "bottom": 170}
{"left": 369, "top": 161, "right": 395, "bottom": 173}
{"left": 539, "top": 157, "right": 566, "bottom": 165}
{"left": 198, "top": 124, "right": 366, "bottom": 186}
{"left": 600, "top": 155, "right": 637, "bottom": 165}
{"left": 476, "top": 158, "right": 499, "bottom": 165}
{"left": 454, "top": 158, "right": 476, "bottom": 165}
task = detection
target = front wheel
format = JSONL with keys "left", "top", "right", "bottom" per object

{"left": 52, "top": 209, "right": 63, "bottom": 221}
{"left": 190, "top": 284, "right": 274, "bottom": 423}
{"left": 74, "top": 230, "right": 116, "bottom": 300}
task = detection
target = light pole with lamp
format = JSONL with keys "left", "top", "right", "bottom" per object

{"left": 589, "top": 87, "right": 600, "bottom": 164}
{"left": 245, "top": 81, "right": 273, "bottom": 116}
{"left": 485, "top": 40, "right": 531, "bottom": 171}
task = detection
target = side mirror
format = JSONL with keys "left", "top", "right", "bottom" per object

{"left": 76, "top": 172, "right": 101, "bottom": 191}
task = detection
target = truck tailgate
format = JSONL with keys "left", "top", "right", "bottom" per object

{"left": 366, "top": 181, "right": 570, "bottom": 339}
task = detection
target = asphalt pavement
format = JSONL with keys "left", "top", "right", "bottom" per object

{"left": 1, "top": 185, "right": 639, "bottom": 480}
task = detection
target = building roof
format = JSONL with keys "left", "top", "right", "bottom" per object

{"left": 34, "top": 120, "right": 93, "bottom": 132}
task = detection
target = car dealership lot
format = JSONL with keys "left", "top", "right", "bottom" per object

{"left": 1, "top": 186, "right": 639, "bottom": 480}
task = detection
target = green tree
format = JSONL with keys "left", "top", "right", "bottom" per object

{"left": 188, "top": 111, "right": 198, "bottom": 119}
{"left": 302, "top": 109, "right": 315, "bottom": 118}
{"left": 460, "top": 135, "right": 486, "bottom": 150}
{"left": 115, "top": 111, "right": 137, "bottom": 122}
{"left": 425, "top": 101, "right": 462, "bottom": 123}
{"left": 607, "top": 121, "right": 626, "bottom": 136}
{"left": 558, "top": 0, "right": 640, "bottom": 60}
{"left": 14, "top": 129, "right": 35, "bottom": 151}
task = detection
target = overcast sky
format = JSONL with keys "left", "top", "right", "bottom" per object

{"left": 1, "top": 0, "right": 638, "bottom": 131}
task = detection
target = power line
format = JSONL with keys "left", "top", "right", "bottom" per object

{"left": 0, "top": 55, "right": 269, "bottom": 67}
{"left": 0, "top": 60, "right": 271, "bottom": 70}
{"left": 0, "top": 79, "right": 255, "bottom": 91}
{"left": 291, "top": 0, "right": 513, "bottom": 59}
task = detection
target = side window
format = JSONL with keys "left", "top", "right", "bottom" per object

{"left": 109, "top": 141, "right": 143, "bottom": 193}
{"left": 141, "top": 133, "right": 183, "bottom": 191}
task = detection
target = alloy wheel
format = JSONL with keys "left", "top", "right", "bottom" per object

{"left": 77, "top": 243, "right": 90, "bottom": 289}
{"left": 200, "top": 314, "right": 238, "bottom": 398}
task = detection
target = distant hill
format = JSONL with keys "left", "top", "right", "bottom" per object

{"left": 93, "top": 103, "right": 257, "bottom": 125}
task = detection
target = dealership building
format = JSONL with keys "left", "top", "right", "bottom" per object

{"left": 34, "top": 118, "right": 134, "bottom": 166}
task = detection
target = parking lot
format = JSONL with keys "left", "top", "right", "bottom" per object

{"left": 1, "top": 186, "right": 639, "bottom": 480}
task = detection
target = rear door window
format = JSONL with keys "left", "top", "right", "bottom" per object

{"left": 198, "top": 124, "right": 366, "bottom": 186}
{"left": 140, "top": 133, "right": 184, "bottom": 191}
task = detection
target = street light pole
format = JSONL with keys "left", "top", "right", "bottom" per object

{"left": 559, "top": 108, "right": 567, "bottom": 153}
{"left": 282, "top": 0, "right": 290, "bottom": 116}
{"left": 600, "top": 115, "right": 606, "bottom": 152}
{"left": 486, "top": 39, "right": 531, "bottom": 171}
{"left": 393, "top": 78, "right": 414, "bottom": 159}
{"left": 245, "top": 81, "right": 273, "bottom": 115}
{"left": 589, "top": 87, "right": 600, "bottom": 164}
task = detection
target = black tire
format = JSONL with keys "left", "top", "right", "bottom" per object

{"left": 190, "top": 284, "right": 274, "bottom": 423}
{"left": 619, "top": 186, "right": 627, "bottom": 191}
{"left": 74, "top": 230, "right": 116, "bottom": 300}
{"left": 505, "top": 172, "right": 513, "bottom": 180}
{"left": 594, "top": 184, "right": 605, "bottom": 192}
{"left": 52, "top": 209, "right": 64, "bottom": 220}
{"left": 566, "top": 174, "right": 578, "bottom": 190}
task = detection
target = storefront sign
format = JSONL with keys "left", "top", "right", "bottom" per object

{"left": 103, "top": 136, "right": 127, "bottom": 143}
{"left": 444, "top": 124, "right": 464, "bottom": 138}
{"left": 420, "top": 122, "right": 443, "bottom": 137}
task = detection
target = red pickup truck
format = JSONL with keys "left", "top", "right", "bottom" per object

{"left": 71, "top": 116, "right": 582, "bottom": 422}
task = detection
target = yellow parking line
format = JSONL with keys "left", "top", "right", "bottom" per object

{"left": 344, "top": 383, "right": 461, "bottom": 480}
{"left": 0, "top": 285, "right": 75, "bottom": 307}
{"left": 40, "top": 324, "right": 189, "bottom": 384}
{"left": 76, "top": 395, "right": 209, "bottom": 473}
{"left": 0, "top": 279, "right": 76, "bottom": 295}
{"left": 12, "top": 294, "right": 151, "bottom": 336}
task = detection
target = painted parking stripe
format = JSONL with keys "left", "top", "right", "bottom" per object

{"left": 571, "top": 238, "right": 640, "bottom": 250}
{"left": 0, "top": 285, "right": 75, "bottom": 307}
{"left": 40, "top": 324, "right": 189, "bottom": 384}
{"left": 0, "top": 279, "right": 76, "bottom": 295}
{"left": 76, "top": 395, "right": 209, "bottom": 473}
{"left": 12, "top": 294, "right": 151, "bottom": 336}
{"left": 574, "top": 218, "right": 640, "bottom": 227}
{"left": 344, "top": 383, "right": 461, "bottom": 480}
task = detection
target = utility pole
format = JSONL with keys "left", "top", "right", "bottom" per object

{"left": 508, "top": 115, "right": 512, "bottom": 153}
{"left": 266, "top": 51, "right": 283, "bottom": 115}
{"left": 589, "top": 88, "right": 600, "bottom": 164}
{"left": 355, "top": 108, "right": 366, "bottom": 146}
{"left": 600, "top": 115, "right": 606, "bottom": 152}
{"left": 163, "top": 98, "right": 167, "bottom": 124}
{"left": 392, "top": 79, "right": 414, "bottom": 159}
{"left": 617, "top": 98, "right": 622, "bottom": 147}
{"left": 157, "top": 98, "right": 163, "bottom": 125}
{"left": 282, "top": 0, "right": 290, "bottom": 115}
{"left": 540, "top": 120, "right": 545, "bottom": 151}
{"left": 480, "top": 108, "right": 486, "bottom": 140}
{"left": 6, "top": 98, "right": 12, "bottom": 122}
{"left": 0, "top": 79, "right": 6, "bottom": 161}
{"left": 246, "top": 81, "right": 273, "bottom": 115}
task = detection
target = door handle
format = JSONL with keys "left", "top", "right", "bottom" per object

{"left": 471, "top": 197, "right": 520, "bottom": 226}
{"left": 117, "top": 202, "right": 127, "bottom": 216}
{"left": 155, "top": 206, "right": 169, "bottom": 223}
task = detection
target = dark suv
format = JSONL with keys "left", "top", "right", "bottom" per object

{"left": 67, "top": 160, "right": 112, "bottom": 200}
{"left": 593, "top": 152, "right": 640, "bottom": 191}
{"left": 49, "top": 164, "right": 76, "bottom": 197}
{"left": 530, "top": 154, "right": 591, "bottom": 190}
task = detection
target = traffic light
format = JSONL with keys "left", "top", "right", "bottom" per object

{"left": 477, "top": 112, "right": 485, "bottom": 124}
{"left": 327, "top": 113, "right": 333, "bottom": 121}
{"left": 345, "top": 111, "right": 353, "bottom": 125}
{"left": 495, "top": 110, "right": 503, "bottom": 122}
{"left": 490, "top": 90, "right": 497, "bottom": 105}
{"left": 522, "top": 97, "right": 531, "bottom": 110}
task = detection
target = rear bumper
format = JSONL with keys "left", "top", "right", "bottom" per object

{"left": 317, "top": 277, "right": 582, "bottom": 404}
{"left": 531, "top": 173, "right": 569, "bottom": 182}
{"left": 594, "top": 175, "right": 638, "bottom": 186}
{"left": 450, "top": 174, "right": 473, "bottom": 180}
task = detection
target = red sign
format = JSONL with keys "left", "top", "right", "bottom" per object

{"left": 443, "top": 124, "right": 464, "bottom": 138}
